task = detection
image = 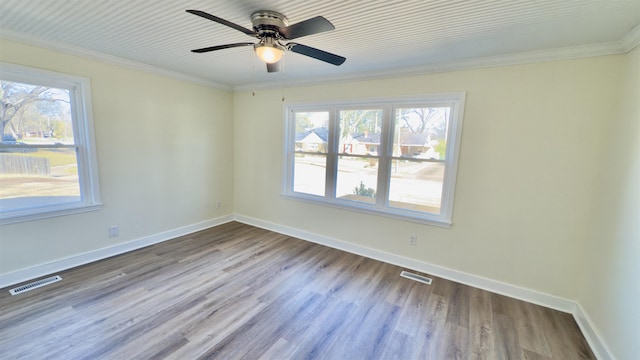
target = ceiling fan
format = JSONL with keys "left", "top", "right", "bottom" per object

{"left": 186, "top": 9, "right": 346, "bottom": 72}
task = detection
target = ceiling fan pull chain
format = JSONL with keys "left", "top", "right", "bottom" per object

{"left": 281, "top": 56, "right": 286, "bottom": 102}
{"left": 251, "top": 48, "right": 257, "bottom": 97}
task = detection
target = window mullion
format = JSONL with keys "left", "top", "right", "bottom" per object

{"left": 286, "top": 108, "right": 298, "bottom": 195}
{"left": 325, "top": 107, "right": 338, "bottom": 199}
{"left": 284, "top": 109, "right": 293, "bottom": 194}
{"left": 375, "top": 105, "right": 392, "bottom": 208}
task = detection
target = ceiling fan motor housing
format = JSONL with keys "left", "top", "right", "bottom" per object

{"left": 251, "top": 10, "right": 288, "bottom": 37}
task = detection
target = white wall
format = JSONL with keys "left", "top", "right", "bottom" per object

{"left": 0, "top": 39, "right": 234, "bottom": 275}
{"left": 578, "top": 46, "right": 640, "bottom": 359}
{"left": 233, "top": 56, "right": 623, "bottom": 301}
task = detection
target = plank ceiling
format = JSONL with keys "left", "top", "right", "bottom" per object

{"left": 1, "top": 0, "right": 639, "bottom": 89}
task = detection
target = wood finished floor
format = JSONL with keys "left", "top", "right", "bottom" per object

{"left": 0, "top": 222, "right": 595, "bottom": 360}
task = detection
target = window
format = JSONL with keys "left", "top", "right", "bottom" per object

{"left": 283, "top": 94, "right": 465, "bottom": 226}
{"left": 0, "top": 63, "right": 101, "bottom": 224}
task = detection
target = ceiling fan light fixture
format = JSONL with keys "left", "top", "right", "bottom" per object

{"left": 255, "top": 37, "right": 284, "bottom": 64}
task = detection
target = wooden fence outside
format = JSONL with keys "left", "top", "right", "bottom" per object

{"left": 0, "top": 154, "right": 50, "bottom": 176}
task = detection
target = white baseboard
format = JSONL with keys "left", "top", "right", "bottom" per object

{"left": 2, "top": 214, "right": 611, "bottom": 360}
{"left": 574, "top": 302, "right": 615, "bottom": 360}
{"left": 234, "top": 214, "right": 576, "bottom": 313}
{"left": 236, "top": 215, "right": 619, "bottom": 359}
{"left": 0, "top": 215, "right": 234, "bottom": 289}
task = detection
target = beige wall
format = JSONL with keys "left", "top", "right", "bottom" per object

{"left": 2, "top": 36, "right": 637, "bottom": 358}
{"left": 233, "top": 56, "right": 622, "bottom": 300}
{"left": 579, "top": 46, "right": 640, "bottom": 359}
{"left": 0, "top": 39, "right": 234, "bottom": 274}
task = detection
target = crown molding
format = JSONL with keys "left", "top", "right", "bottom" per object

{"left": 620, "top": 24, "right": 640, "bottom": 52}
{"left": 0, "top": 30, "right": 231, "bottom": 91}
{"left": 234, "top": 38, "right": 632, "bottom": 92}
{"left": 2, "top": 24, "right": 636, "bottom": 93}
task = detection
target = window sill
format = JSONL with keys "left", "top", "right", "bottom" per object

{"left": 281, "top": 193, "right": 452, "bottom": 228}
{"left": 0, "top": 202, "right": 103, "bottom": 226}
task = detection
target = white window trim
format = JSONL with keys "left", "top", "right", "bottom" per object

{"left": 282, "top": 93, "right": 466, "bottom": 227}
{"left": 0, "top": 63, "right": 102, "bottom": 225}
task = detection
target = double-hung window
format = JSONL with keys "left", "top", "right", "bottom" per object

{"left": 0, "top": 63, "right": 101, "bottom": 224}
{"left": 283, "top": 94, "right": 465, "bottom": 226}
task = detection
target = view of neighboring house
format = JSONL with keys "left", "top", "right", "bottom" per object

{"left": 341, "top": 131, "right": 380, "bottom": 155}
{"left": 396, "top": 131, "right": 440, "bottom": 160}
{"left": 298, "top": 127, "right": 440, "bottom": 160}
{"left": 295, "top": 127, "right": 328, "bottom": 153}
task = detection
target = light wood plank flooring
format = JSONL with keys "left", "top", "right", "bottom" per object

{"left": 0, "top": 222, "right": 595, "bottom": 359}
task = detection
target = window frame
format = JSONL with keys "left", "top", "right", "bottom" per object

{"left": 0, "top": 63, "right": 102, "bottom": 225}
{"left": 282, "top": 93, "right": 466, "bottom": 227}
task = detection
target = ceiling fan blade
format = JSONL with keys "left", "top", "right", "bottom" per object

{"left": 279, "top": 16, "right": 335, "bottom": 40}
{"left": 288, "top": 43, "right": 346, "bottom": 66}
{"left": 266, "top": 61, "right": 281, "bottom": 73}
{"left": 191, "top": 43, "right": 254, "bottom": 53}
{"left": 186, "top": 10, "right": 256, "bottom": 36}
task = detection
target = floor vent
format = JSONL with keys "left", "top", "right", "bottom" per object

{"left": 400, "top": 271, "right": 432, "bottom": 285}
{"left": 9, "top": 275, "right": 62, "bottom": 296}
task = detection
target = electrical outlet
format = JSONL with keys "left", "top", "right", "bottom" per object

{"left": 409, "top": 235, "right": 417, "bottom": 246}
{"left": 109, "top": 225, "right": 120, "bottom": 238}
